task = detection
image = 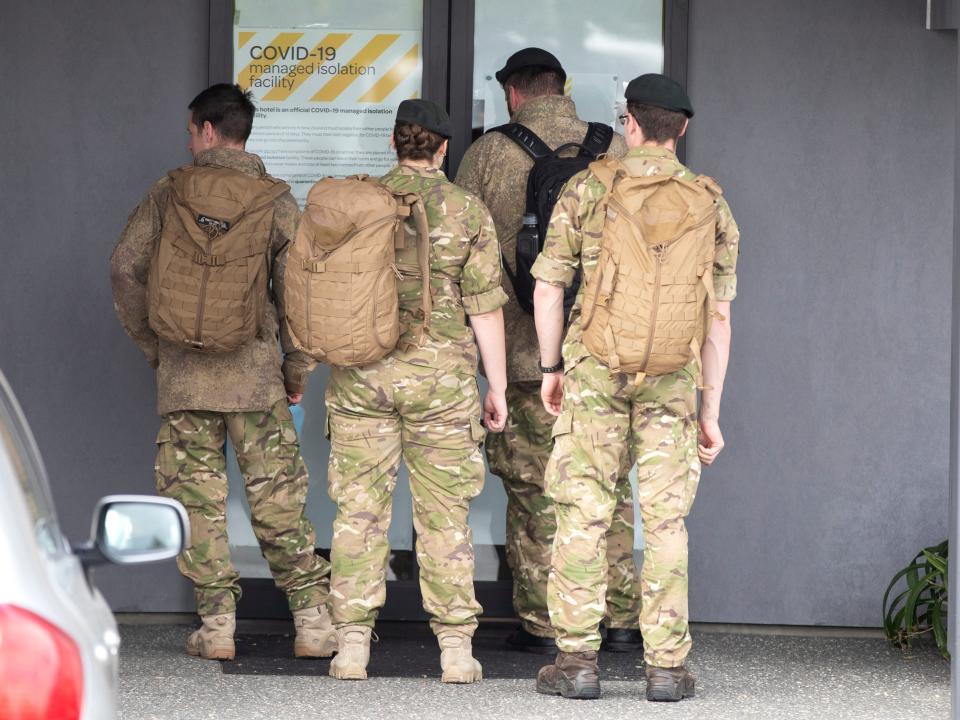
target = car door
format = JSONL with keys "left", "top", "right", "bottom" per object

{"left": 0, "top": 376, "right": 120, "bottom": 720}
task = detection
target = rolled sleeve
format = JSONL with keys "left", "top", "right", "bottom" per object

{"left": 531, "top": 253, "right": 577, "bottom": 288}
{"left": 460, "top": 197, "right": 508, "bottom": 313}
{"left": 713, "top": 196, "right": 740, "bottom": 302}
{"left": 463, "top": 285, "right": 509, "bottom": 315}
{"left": 282, "top": 351, "right": 316, "bottom": 394}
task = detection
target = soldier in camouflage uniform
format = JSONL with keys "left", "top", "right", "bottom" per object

{"left": 110, "top": 84, "right": 334, "bottom": 662}
{"left": 286, "top": 100, "right": 508, "bottom": 683}
{"left": 456, "top": 47, "right": 642, "bottom": 652}
{"left": 532, "top": 75, "right": 739, "bottom": 701}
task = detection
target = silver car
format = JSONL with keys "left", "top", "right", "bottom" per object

{"left": 0, "top": 370, "right": 188, "bottom": 720}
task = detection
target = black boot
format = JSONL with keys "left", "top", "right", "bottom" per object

{"left": 645, "top": 665, "right": 696, "bottom": 701}
{"left": 505, "top": 626, "right": 557, "bottom": 654}
{"left": 536, "top": 650, "right": 601, "bottom": 699}
{"left": 601, "top": 627, "right": 644, "bottom": 653}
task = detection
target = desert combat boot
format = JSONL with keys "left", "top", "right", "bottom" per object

{"left": 535, "top": 650, "right": 601, "bottom": 699}
{"left": 186, "top": 611, "right": 236, "bottom": 661}
{"left": 329, "top": 624, "right": 372, "bottom": 680}
{"left": 645, "top": 665, "right": 696, "bottom": 701}
{"left": 292, "top": 605, "right": 338, "bottom": 658}
{"left": 437, "top": 630, "right": 483, "bottom": 683}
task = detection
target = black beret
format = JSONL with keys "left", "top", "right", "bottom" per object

{"left": 495, "top": 47, "right": 566, "bottom": 85}
{"left": 624, "top": 74, "right": 694, "bottom": 118}
{"left": 395, "top": 99, "right": 453, "bottom": 138}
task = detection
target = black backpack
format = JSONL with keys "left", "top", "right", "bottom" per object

{"left": 490, "top": 121, "right": 614, "bottom": 317}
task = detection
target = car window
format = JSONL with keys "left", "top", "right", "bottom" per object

{"left": 0, "top": 374, "right": 69, "bottom": 556}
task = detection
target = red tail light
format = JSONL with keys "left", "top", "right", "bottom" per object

{"left": 0, "top": 604, "right": 83, "bottom": 720}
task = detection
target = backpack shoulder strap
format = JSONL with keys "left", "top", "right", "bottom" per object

{"left": 578, "top": 122, "right": 614, "bottom": 159}
{"left": 488, "top": 123, "right": 552, "bottom": 160}
{"left": 694, "top": 174, "right": 724, "bottom": 199}
{"left": 587, "top": 156, "right": 623, "bottom": 195}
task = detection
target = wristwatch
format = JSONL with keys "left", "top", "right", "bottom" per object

{"left": 538, "top": 358, "right": 564, "bottom": 374}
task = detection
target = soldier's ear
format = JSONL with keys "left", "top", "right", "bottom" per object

{"left": 679, "top": 118, "right": 689, "bottom": 138}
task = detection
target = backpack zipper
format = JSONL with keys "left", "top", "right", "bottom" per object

{"left": 636, "top": 210, "right": 717, "bottom": 373}
{"left": 638, "top": 244, "right": 665, "bottom": 373}
{"left": 194, "top": 235, "right": 214, "bottom": 348}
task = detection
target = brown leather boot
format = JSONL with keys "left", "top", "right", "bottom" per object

{"left": 535, "top": 650, "right": 601, "bottom": 699}
{"left": 645, "top": 665, "right": 696, "bottom": 701}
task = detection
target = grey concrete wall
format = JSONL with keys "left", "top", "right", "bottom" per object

{"left": 0, "top": 0, "right": 955, "bottom": 625}
{"left": 0, "top": 0, "right": 207, "bottom": 610}
{"left": 685, "top": 0, "right": 956, "bottom": 625}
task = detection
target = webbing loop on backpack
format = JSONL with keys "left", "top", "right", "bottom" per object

{"left": 193, "top": 252, "right": 225, "bottom": 266}
{"left": 300, "top": 259, "right": 389, "bottom": 274}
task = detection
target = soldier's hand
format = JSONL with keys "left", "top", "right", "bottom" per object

{"left": 483, "top": 390, "right": 508, "bottom": 432}
{"left": 287, "top": 392, "right": 303, "bottom": 405}
{"left": 541, "top": 372, "right": 564, "bottom": 416}
{"left": 698, "top": 418, "right": 725, "bottom": 465}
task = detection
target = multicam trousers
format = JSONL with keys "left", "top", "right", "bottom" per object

{"left": 485, "top": 381, "right": 641, "bottom": 637}
{"left": 326, "top": 358, "right": 486, "bottom": 636}
{"left": 154, "top": 399, "right": 329, "bottom": 617}
{"left": 546, "top": 357, "right": 701, "bottom": 668}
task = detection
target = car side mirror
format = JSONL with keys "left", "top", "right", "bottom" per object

{"left": 76, "top": 495, "right": 190, "bottom": 568}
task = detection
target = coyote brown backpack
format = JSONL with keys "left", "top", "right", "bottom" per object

{"left": 147, "top": 165, "right": 290, "bottom": 353}
{"left": 580, "top": 155, "right": 723, "bottom": 384}
{"left": 283, "top": 175, "right": 432, "bottom": 367}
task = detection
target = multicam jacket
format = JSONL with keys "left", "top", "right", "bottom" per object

{"left": 110, "top": 147, "right": 305, "bottom": 415}
{"left": 455, "top": 94, "right": 628, "bottom": 382}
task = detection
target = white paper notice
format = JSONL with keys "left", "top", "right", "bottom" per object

{"left": 234, "top": 29, "right": 422, "bottom": 203}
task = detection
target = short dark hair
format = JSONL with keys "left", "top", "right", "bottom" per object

{"left": 626, "top": 101, "right": 687, "bottom": 143}
{"left": 393, "top": 122, "right": 445, "bottom": 162}
{"left": 502, "top": 65, "right": 565, "bottom": 97}
{"left": 188, "top": 84, "right": 256, "bottom": 143}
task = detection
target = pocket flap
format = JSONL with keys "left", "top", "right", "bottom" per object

{"left": 470, "top": 417, "right": 487, "bottom": 445}
{"left": 551, "top": 411, "right": 573, "bottom": 439}
{"left": 155, "top": 423, "right": 174, "bottom": 444}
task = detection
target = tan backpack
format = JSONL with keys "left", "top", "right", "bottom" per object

{"left": 147, "top": 165, "right": 290, "bottom": 353}
{"left": 283, "top": 175, "right": 432, "bottom": 367}
{"left": 580, "top": 156, "right": 723, "bottom": 384}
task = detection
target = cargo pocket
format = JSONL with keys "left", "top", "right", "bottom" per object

{"left": 542, "top": 411, "right": 573, "bottom": 504}
{"left": 153, "top": 421, "right": 176, "bottom": 496}
{"left": 273, "top": 402, "right": 299, "bottom": 446}
{"left": 470, "top": 417, "right": 487, "bottom": 447}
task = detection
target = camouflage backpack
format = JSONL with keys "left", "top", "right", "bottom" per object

{"left": 147, "top": 165, "right": 290, "bottom": 353}
{"left": 580, "top": 155, "right": 723, "bottom": 383}
{"left": 283, "top": 175, "right": 432, "bottom": 367}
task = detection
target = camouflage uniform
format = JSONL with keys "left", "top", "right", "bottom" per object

{"left": 110, "top": 147, "right": 329, "bottom": 616}
{"left": 456, "top": 95, "right": 640, "bottom": 637}
{"left": 321, "top": 164, "right": 508, "bottom": 636}
{"left": 530, "top": 146, "right": 739, "bottom": 667}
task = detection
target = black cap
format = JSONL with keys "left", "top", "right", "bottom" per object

{"left": 395, "top": 99, "right": 453, "bottom": 138}
{"left": 495, "top": 47, "right": 566, "bottom": 85}
{"left": 624, "top": 74, "right": 694, "bottom": 118}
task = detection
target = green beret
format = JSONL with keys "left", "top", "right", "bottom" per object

{"left": 395, "top": 99, "right": 453, "bottom": 138}
{"left": 624, "top": 74, "right": 694, "bottom": 118}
